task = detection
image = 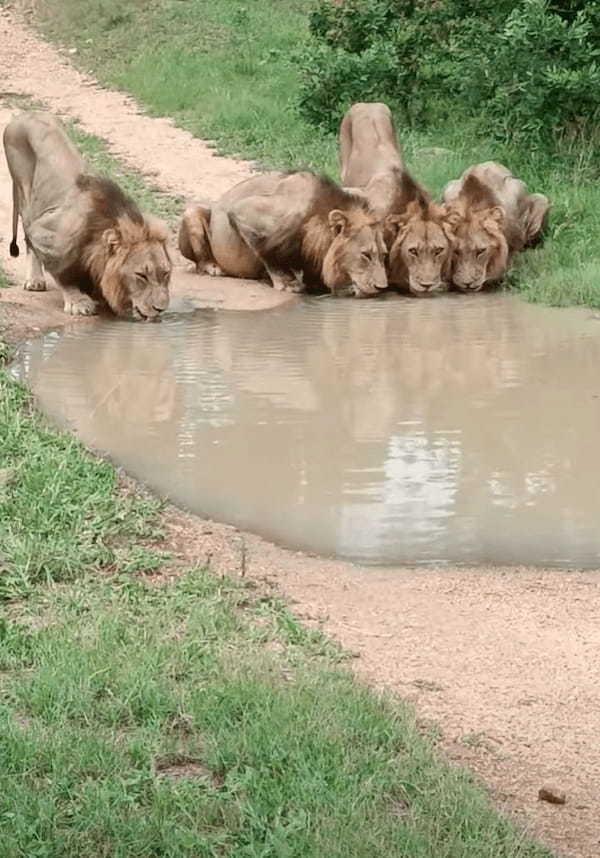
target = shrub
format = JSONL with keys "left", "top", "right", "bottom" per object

{"left": 297, "top": 0, "right": 466, "bottom": 131}
{"left": 297, "top": 0, "right": 600, "bottom": 149}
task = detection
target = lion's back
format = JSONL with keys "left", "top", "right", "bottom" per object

{"left": 4, "top": 111, "right": 84, "bottom": 224}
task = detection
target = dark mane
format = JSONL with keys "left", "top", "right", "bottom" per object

{"left": 246, "top": 171, "right": 373, "bottom": 290}
{"left": 76, "top": 174, "right": 144, "bottom": 228}
{"left": 306, "top": 172, "right": 372, "bottom": 217}
{"left": 460, "top": 174, "right": 500, "bottom": 211}
{"left": 56, "top": 174, "right": 146, "bottom": 299}
{"left": 389, "top": 168, "right": 434, "bottom": 218}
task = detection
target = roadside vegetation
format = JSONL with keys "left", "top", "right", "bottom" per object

{"left": 0, "top": 102, "right": 552, "bottom": 853}
{"left": 20, "top": 0, "right": 600, "bottom": 309}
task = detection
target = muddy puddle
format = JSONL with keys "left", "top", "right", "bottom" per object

{"left": 10, "top": 293, "right": 600, "bottom": 567}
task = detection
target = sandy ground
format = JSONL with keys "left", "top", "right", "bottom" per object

{"left": 1, "top": 9, "right": 599, "bottom": 857}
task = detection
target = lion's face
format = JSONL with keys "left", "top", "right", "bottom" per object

{"left": 120, "top": 242, "right": 172, "bottom": 321}
{"left": 385, "top": 202, "right": 454, "bottom": 296}
{"left": 102, "top": 222, "right": 172, "bottom": 321}
{"left": 323, "top": 209, "right": 388, "bottom": 298}
{"left": 448, "top": 206, "right": 508, "bottom": 292}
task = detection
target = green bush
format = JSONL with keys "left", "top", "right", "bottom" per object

{"left": 297, "top": 0, "right": 461, "bottom": 131}
{"left": 469, "top": 0, "right": 600, "bottom": 144}
{"left": 297, "top": 0, "right": 600, "bottom": 149}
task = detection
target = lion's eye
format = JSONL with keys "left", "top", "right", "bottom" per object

{"left": 136, "top": 272, "right": 148, "bottom": 281}
{"left": 361, "top": 251, "right": 372, "bottom": 262}
{"left": 408, "top": 248, "right": 419, "bottom": 257}
{"left": 433, "top": 247, "right": 445, "bottom": 256}
{"left": 476, "top": 248, "right": 487, "bottom": 258}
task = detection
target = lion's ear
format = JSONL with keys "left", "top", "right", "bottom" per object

{"left": 103, "top": 228, "right": 122, "bottom": 254}
{"left": 444, "top": 207, "right": 463, "bottom": 230}
{"left": 328, "top": 209, "right": 348, "bottom": 236}
{"left": 485, "top": 206, "right": 505, "bottom": 228}
{"left": 384, "top": 213, "right": 403, "bottom": 237}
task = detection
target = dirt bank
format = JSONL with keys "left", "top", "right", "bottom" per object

{"left": 1, "top": 10, "right": 599, "bottom": 857}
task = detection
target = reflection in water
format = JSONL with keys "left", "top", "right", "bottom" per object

{"left": 11, "top": 294, "right": 600, "bottom": 566}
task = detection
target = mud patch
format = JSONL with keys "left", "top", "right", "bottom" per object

{"left": 154, "top": 754, "right": 222, "bottom": 785}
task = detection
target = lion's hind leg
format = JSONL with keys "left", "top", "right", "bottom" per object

{"left": 24, "top": 238, "right": 48, "bottom": 292}
{"left": 521, "top": 193, "right": 551, "bottom": 249}
{"left": 178, "top": 205, "right": 223, "bottom": 276}
{"left": 227, "top": 195, "right": 306, "bottom": 292}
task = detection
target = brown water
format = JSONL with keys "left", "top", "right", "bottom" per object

{"left": 10, "top": 293, "right": 600, "bottom": 567}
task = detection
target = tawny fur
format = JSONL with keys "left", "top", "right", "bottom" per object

{"left": 178, "top": 171, "right": 388, "bottom": 298}
{"left": 338, "top": 103, "right": 456, "bottom": 294}
{"left": 4, "top": 111, "right": 171, "bottom": 319}
{"left": 443, "top": 162, "right": 550, "bottom": 291}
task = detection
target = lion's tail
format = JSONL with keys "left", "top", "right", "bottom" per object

{"left": 9, "top": 180, "right": 20, "bottom": 258}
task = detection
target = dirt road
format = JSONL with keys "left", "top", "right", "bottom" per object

{"left": 1, "top": 9, "right": 599, "bottom": 857}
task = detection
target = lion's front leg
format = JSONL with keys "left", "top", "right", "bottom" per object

{"left": 263, "top": 263, "right": 305, "bottom": 293}
{"left": 24, "top": 240, "right": 47, "bottom": 292}
{"left": 60, "top": 284, "right": 99, "bottom": 317}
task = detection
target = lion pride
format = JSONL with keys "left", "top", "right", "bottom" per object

{"left": 3, "top": 111, "right": 172, "bottom": 320}
{"left": 339, "top": 102, "right": 456, "bottom": 296}
{"left": 178, "top": 170, "right": 388, "bottom": 298}
{"left": 443, "top": 162, "right": 550, "bottom": 292}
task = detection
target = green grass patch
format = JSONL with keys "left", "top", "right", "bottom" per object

{"left": 0, "top": 567, "right": 552, "bottom": 858}
{"left": 0, "top": 370, "right": 166, "bottom": 601}
{"left": 23, "top": 0, "right": 600, "bottom": 309}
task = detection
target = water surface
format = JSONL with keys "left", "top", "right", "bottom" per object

{"left": 11, "top": 294, "right": 600, "bottom": 566}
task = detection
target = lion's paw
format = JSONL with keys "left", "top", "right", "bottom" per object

{"left": 202, "top": 262, "right": 224, "bottom": 277}
{"left": 272, "top": 273, "right": 305, "bottom": 293}
{"left": 24, "top": 278, "right": 47, "bottom": 292}
{"left": 63, "top": 295, "right": 99, "bottom": 316}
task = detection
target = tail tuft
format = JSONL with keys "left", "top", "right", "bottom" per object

{"left": 9, "top": 240, "right": 19, "bottom": 258}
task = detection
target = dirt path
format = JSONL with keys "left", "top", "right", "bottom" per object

{"left": 1, "top": 10, "right": 599, "bottom": 858}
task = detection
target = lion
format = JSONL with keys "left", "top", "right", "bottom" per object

{"left": 4, "top": 111, "right": 172, "bottom": 319}
{"left": 338, "top": 102, "right": 455, "bottom": 296}
{"left": 339, "top": 102, "right": 404, "bottom": 206}
{"left": 178, "top": 170, "right": 388, "bottom": 298}
{"left": 443, "top": 162, "right": 550, "bottom": 292}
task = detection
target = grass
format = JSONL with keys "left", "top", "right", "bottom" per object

{"left": 0, "top": 565, "right": 553, "bottom": 858}
{"left": 18, "top": 0, "right": 600, "bottom": 308}
{"left": 0, "top": 369, "right": 167, "bottom": 602}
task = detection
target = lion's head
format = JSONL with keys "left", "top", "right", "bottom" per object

{"left": 447, "top": 205, "right": 508, "bottom": 292}
{"left": 318, "top": 206, "right": 388, "bottom": 298}
{"left": 74, "top": 176, "right": 172, "bottom": 321}
{"left": 385, "top": 200, "right": 454, "bottom": 296}
{"left": 86, "top": 212, "right": 172, "bottom": 321}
